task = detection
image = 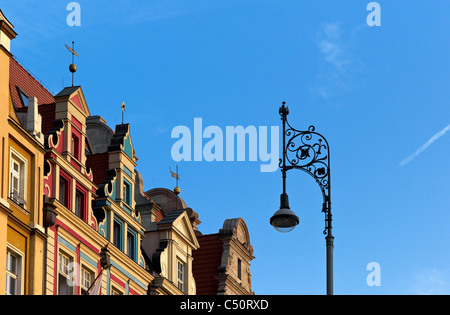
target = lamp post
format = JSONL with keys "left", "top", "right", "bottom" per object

{"left": 270, "top": 101, "right": 334, "bottom": 295}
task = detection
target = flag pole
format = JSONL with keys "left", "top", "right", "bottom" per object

{"left": 84, "top": 246, "right": 110, "bottom": 295}
{"left": 84, "top": 265, "right": 106, "bottom": 295}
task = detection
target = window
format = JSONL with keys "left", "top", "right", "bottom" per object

{"left": 58, "top": 252, "right": 74, "bottom": 295}
{"left": 237, "top": 258, "right": 242, "bottom": 280}
{"left": 127, "top": 231, "right": 136, "bottom": 260}
{"left": 177, "top": 260, "right": 185, "bottom": 292}
{"left": 17, "top": 87, "right": 29, "bottom": 107}
{"left": 9, "top": 149, "right": 27, "bottom": 208}
{"left": 59, "top": 177, "right": 69, "bottom": 208}
{"left": 75, "top": 190, "right": 84, "bottom": 219}
{"left": 71, "top": 134, "right": 80, "bottom": 160}
{"left": 113, "top": 220, "right": 123, "bottom": 250}
{"left": 80, "top": 267, "right": 93, "bottom": 295}
{"left": 123, "top": 181, "right": 130, "bottom": 205}
{"left": 6, "top": 248, "right": 23, "bottom": 295}
{"left": 58, "top": 252, "right": 70, "bottom": 276}
{"left": 111, "top": 287, "right": 123, "bottom": 295}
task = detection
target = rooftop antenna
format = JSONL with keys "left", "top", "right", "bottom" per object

{"left": 65, "top": 41, "right": 78, "bottom": 86}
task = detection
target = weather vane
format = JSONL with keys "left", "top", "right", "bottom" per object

{"left": 169, "top": 165, "right": 181, "bottom": 195}
{"left": 121, "top": 102, "right": 126, "bottom": 124}
{"left": 65, "top": 41, "right": 78, "bottom": 87}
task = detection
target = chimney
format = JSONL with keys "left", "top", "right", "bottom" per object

{"left": 0, "top": 10, "right": 17, "bottom": 53}
{"left": 26, "top": 96, "right": 44, "bottom": 145}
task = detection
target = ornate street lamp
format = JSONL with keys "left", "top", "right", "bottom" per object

{"left": 270, "top": 101, "right": 334, "bottom": 295}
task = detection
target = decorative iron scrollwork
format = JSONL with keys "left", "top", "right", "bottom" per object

{"left": 279, "top": 102, "right": 332, "bottom": 237}
{"left": 284, "top": 121, "right": 330, "bottom": 195}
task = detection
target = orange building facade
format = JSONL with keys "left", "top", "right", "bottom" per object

{"left": 0, "top": 10, "right": 47, "bottom": 295}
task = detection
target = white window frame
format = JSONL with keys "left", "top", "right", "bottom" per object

{"left": 177, "top": 259, "right": 185, "bottom": 292}
{"left": 9, "top": 148, "right": 27, "bottom": 208}
{"left": 58, "top": 251, "right": 75, "bottom": 295}
{"left": 6, "top": 244, "right": 25, "bottom": 295}
{"left": 58, "top": 252, "right": 71, "bottom": 277}
{"left": 80, "top": 265, "right": 94, "bottom": 294}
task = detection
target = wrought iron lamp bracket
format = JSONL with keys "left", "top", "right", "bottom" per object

{"left": 279, "top": 102, "right": 332, "bottom": 236}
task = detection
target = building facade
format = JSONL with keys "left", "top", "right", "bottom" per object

{"left": 1, "top": 9, "right": 255, "bottom": 295}
{"left": 0, "top": 10, "right": 47, "bottom": 295}
{"left": 193, "top": 218, "right": 255, "bottom": 295}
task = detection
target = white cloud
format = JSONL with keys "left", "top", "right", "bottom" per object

{"left": 412, "top": 268, "right": 450, "bottom": 295}
{"left": 155, "top": 126, "right": 168, "bottom": 134}
{"left": 310, "top": 23, "right": 359, "bottom": 101}
{"left": 399, "top": 124, "right": 450, "bottom": 167}
{"left": 318, "top": 23, "right": 350, "bottom": 72}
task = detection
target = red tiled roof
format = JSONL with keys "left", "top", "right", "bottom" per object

{"left": 9, "top": 57, "right": 55, "bottom": 108}
{"left": 154, "top": 208, "right": 165, "bottom": 223}
{"left": 85, "top": 153, "right": 109, "bottom": 186}
{"left": 192, "top": 233, "right": 223, "bottom": 295}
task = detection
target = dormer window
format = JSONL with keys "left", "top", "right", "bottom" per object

{"left": 123, "top": 181, "right": 131, "bottom": 206}
{"left": 75, "top": 189, "right": 85, "bottom": 220}
{"left": 127, "top": 230, "right": 137, "bottom": 261}
{"left": 17, "top": 87, "right": 29, "bottom": 107}
{"left": 177, "top": 260, "right": 185, "bottom": 292}
{"left": 59, "top": 174, "right": 70, "bottom": 209}
{"left": 71, "top": 134, "right": 80, "bottom": 160}
{"left": 113, "top": 219, "right": 123, "bottom": 251}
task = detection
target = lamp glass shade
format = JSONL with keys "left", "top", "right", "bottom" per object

{"left": 270, "top": 207, "right": 299, "bottom": 233}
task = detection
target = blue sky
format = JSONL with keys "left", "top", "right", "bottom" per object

{"left": 2, "top": 1, "right": 449, "bottom": 295}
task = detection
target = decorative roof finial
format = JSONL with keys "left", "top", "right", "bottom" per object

{"left": 121, "top": 102, "right": 125, "bottom": 124}
{"left": 65, "top": 41, "right": 78, "bottom": 86}
{"left": 170, "top": 165, "right": 181, "bottom": 195}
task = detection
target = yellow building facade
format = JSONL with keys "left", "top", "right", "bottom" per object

{"left": 0, "top": 11, "right": 47, "bottom": 295}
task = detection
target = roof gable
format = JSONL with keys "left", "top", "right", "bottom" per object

{"left": 159, "top": 210, "right": 199, "bottom": 249}
{"left": 108, "top": 124, "right": 136, "bottom": 162}
{"left": 123, "top": 133, "right": 133, "bottom": 159}
{"left": 54, "top": 85, "right": 90, "bottom": 117}
{"left": 0, "top": 9, "right": 14, "bottom": 29}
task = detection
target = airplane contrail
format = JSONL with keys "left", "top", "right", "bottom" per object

{"left": 399, "top": 124, "right": 450, "bottom": 167}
